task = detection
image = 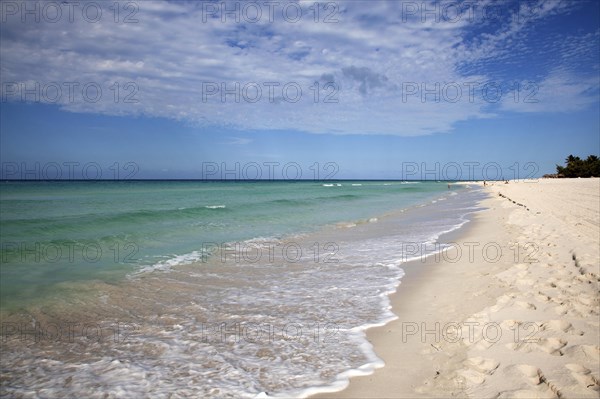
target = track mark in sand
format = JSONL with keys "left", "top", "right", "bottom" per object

{"left": 540, "top": 320, "right": 584, "bottom": 336}
{"left": 457, "top": 369, "right": 486, "bottom": 385}
{"left": 487, "top": 293, "right": 517, "bottom": 312}
{"left": 507, "top": 337, "right": 567, "bottom": 356}
{"left": 497, "top": 364, "right": 562, "bottom": 398}
{"left": 515, "top": 263, "right": 530, "bottom": 270}
{"left": 571, "top": 252, "right": 581, "bottom": 270}
{"left": 563, "top": 345, "right": 600, "bottom": 361}
{"left": 575, "top": 272, "right": 600, "bottom": 284}
{"left": 575, "top": 293, "right": 599, "bottom": 307}
{"left": 553, "top": 304, "right": 570, "bottom": 316}
{"left": 539, "top": 338, "right": 568, "bottom": 356}
{"left": 514, "top": 365, "right": 563, "bottom": 398}
{"left": 517, "top": 364, "right": 547, "bottom": 385}
{"left": 535, "top": 292, "right": 552, "bottom": 303}
{"left": 549, "top": 296, "right": 598, "bottom": 318}
{"left": 516, "top": 300, "right": 537, "bottom": 310}
{"left": 465, "top": 357, "right": 500, "bottom": 374}
{"left": 571, "top": 251, "right": 600, "bottom": 282}
{"left": 457, "top": 357, "right": 500, "bottom": 385}
{"left": 554, "top": 280, "right": 572, "bottom": 290}
{"left": 497, "top": 192, "right": 531, "bottom": 211}
{"left": 565, "top": 364, "right": 600, "bottom": 392}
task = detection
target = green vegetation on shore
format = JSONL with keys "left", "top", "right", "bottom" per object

{"left": 553, "top": 155, "right": 600, "bottom": 178}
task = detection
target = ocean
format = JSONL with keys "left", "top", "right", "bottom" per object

{"left": 0, "top": 180, "right": 485, "bottom": 397}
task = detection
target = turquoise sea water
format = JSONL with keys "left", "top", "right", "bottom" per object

{"left": 0, "top": 180, "right": 486, "bottom": 397}
{"left": 1, "top": 180, "right": 448, "bottom": 307}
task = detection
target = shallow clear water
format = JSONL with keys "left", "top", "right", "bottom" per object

{"left": 0, "top": 180, "right": 486, "bottom": 397}
{"left": 1, "top": 180, "right": 448, "bottom": 307}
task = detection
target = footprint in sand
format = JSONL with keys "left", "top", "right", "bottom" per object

{"left": 540, "top": 319, "right": 584, "bottom": 336}
{"left": 535, "top": 292, "right": 552, "bottom": 303}
{"left": 517, "top": 364, "right": 545, "bottom": 385}
{"left": 563, "top": 345, "right": 600, "bottom": 361}
{"left": 458, "top": 357, "right": 500, "bottom": 385}
{"left": 509, "top": 364, "right": 563, "bottom": 398}
{"left": 571, "top": 300, "right": 598, "bottom": 316}
{"left": 457, "top": 369, "right": 487, "bottom": 385}
{"left": 514, "top": 263, "right": 530, "bottom": 271}
{"left": 515, "top": 300, "right": 537, "bottom": 310}
{"left": 545, "top": 279, "right": 559, "bottom": 289}
{"left": 575, "top": 274, "right": 599, "bottom": 284}
{"left": 488, "top": 293, "right": 517, "bottom": 312}
{"left": 553, "top": 303, "right": 570, "bottom": 316}
{"left": 554, "top": 280, "right": 572, "bottom": 290}
{"left": 551, "top": 299, "right": 594, "bottom": 318}
{"left": 507, "top": 337, "right": 567, "bottom": 356}
{"left": 465, "top": 357, "right": 500, "bottom": 374}
{"left": 554, "top": 267, "right": 573, "bottom": 277}
{"left": 565, "top": 364, "right": 600, "bottom": 391}
{"left": 576, "top": 293, "right": 599, "bottom": 307}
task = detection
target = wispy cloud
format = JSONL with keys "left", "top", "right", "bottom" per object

{"left": 224, "top": 137, "right": 253, "bottom": 145}
{"left": 500, "top": 70, "right": 600, "bottom": 113}
{"left": 0, "top": 0, "right": 597, "bottom": 136}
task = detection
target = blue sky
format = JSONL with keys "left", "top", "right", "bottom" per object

{"left": 1, "top": 0, "right": 599, "bottom": 179}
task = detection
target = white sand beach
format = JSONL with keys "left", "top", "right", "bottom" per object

{"left": 315, "top": 178, "right": 600, "bottom": 398}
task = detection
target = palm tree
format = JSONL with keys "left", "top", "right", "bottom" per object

{"left": 555, "top": 154, "right": 600, "bottom": 177}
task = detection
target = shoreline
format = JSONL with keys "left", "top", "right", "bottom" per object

{"left": 0, "top": 182, "right": 485, "bottom": 398}
{"left": 312, "top": 192, "right": 504, "bottom": 398}
{"left": 2, "top": 179, "right": 597, "bottom": 397}
{"left": 313, "top": 178, "right": 600, "bottom": 398}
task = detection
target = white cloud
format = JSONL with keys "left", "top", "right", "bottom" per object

{"left": 500, "top": 70, "right": 600, "bottom": 113}
{"left": 224, "top": 137, "right": 253, "bottom": 145}
{"left": 0, "top": 0, "right": 597, "bottom": 136}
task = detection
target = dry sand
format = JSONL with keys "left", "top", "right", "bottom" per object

{"left": 314, "top": 178, "right": 599, "bottom": 398}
